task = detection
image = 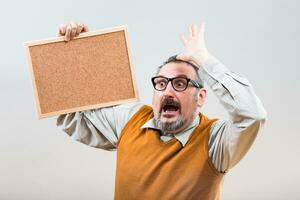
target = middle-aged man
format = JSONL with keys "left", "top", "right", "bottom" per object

{"left": 56, "top": 22, "right": 267, "bottom": 200}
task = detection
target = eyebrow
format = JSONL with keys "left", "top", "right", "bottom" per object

{"left": 175, "top": 74, "right": 189, "bottom": 78}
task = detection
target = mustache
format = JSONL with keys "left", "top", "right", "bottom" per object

{"left": 159, "top": 98, "right": 181, "bottom": 113}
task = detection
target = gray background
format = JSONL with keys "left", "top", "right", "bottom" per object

{"left": 1, "top": 0, "right": 299, "bottom": 199}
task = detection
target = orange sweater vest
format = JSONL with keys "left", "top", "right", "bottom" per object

{"left": 115, "top": 105, "right": 224, "bottom": 200}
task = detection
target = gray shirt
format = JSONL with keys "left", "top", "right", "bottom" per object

{"left": 57, "top": 55, "right": 267, "bottom": 173}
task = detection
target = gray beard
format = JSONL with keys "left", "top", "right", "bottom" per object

{"left": 153, "top": 114, "right": 184, "bottom": 132}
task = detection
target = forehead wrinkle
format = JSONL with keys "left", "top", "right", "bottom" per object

{"left": 158, "top": 62, "right": 198, "bottom": 80}
{"left": 157, "top": 74, "right": 189, "bottom": 79}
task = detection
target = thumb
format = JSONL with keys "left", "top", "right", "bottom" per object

{"left": 176, "top": 53, "right": 190, "bottom": 62}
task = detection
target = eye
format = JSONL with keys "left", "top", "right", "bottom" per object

{"left": 173, "top": 78, "right": 187, "bottom": 88}
{"left": 159, "top": 81, "right": 166, "bottom": 87}
{"left": 155, "top": 78, "right": 167, "bottom": 89}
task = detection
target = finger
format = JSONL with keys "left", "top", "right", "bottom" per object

{"left": 70, "top": 22, "right": 77, "bottom": 39}
{"left": 188, "top": 25, "right": 193, "bottom": 38}
{"left": 82, "top": 23, "right": 89, "bottom": 32}
{"left": 76, "top": 22, "right": 84, "bottom": 36}
{"left": 180, "top": 34, "right": 188, "bottom": 46}
{"left": 57, "top": 24, "right": 66, "bottom": 36}
{"left": 176, "top": 53, "right": 189, "bottom": 62}
{"left": 65, "top": 24, "right": 72, "bottom": 41}
{"left": 176, "top": 53, "right": 185, "bottom": 61}
{"left": 191, "top": 24, "right": 198, "bottom": 37}
{"left": 199, "top": 22, "right": 205, "bottom": 39}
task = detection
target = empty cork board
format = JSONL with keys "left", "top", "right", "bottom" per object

{"left": 25, "top": 25, "right": 139, "bottom": 119}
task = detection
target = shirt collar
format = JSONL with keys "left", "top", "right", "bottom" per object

{"left": 141, "top": 115, "right": 200, "bottom": 147}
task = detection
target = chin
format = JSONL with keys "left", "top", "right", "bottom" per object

{"left": 154, "top": 115, "right": 185, "bottom": 133}
{"left": 160, "top": 116, "right": 178, "bottom": 123}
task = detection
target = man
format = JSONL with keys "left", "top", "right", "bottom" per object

{"left": 57, "top": 22, "right": 267, "bottom": 200}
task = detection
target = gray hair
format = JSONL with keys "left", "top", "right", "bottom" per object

{"left": 155, "top": 55, "right": 204, "bottom": 88}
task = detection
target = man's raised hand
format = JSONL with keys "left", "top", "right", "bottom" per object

{"left": 177, "top": 23, "right": 210, "bottom": 68}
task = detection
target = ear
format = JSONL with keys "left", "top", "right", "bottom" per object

{"left": 197, "top": 88, "right": 207, "bottom": 107}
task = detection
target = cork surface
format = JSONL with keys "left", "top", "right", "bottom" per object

{"left": 26, "top": 28, "right": 138, "bottom": 118}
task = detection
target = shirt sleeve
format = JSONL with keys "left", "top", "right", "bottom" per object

{"left": 56, "top": 102, "right": 143, "bottom": 150}
{"left": 199, "top": 55, "right": 267, "bottom": 173}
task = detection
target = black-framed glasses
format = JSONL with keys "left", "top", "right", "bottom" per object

{"left": 151, "top": 76, "right": 202, "bottom": 92}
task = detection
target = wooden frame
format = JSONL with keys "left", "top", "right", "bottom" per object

{"left": 25, "top": 25, "right": 139, "bottom": 119}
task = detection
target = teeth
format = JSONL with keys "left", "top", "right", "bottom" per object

{"left": 162, "top": 103, "right": 180, "bottom": 113}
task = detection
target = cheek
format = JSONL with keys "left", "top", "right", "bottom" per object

{"left": 180, "top": 96, "right": 198, "bottom": 117}
{"left": 152, "top": 92, "right": 161, "bottom": 110}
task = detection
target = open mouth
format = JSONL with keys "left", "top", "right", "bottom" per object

{"left": 163, "top": 104, "right": 179, "bottom": 112}
{"left": 160, "top": 99, "right": 180, "bottom": 117}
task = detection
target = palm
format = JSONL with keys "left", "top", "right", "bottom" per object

{"left": 177, "top": 23, "right": 209, "bottom": 67}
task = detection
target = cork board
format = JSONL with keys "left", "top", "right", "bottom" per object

{"left": 25, "top": 26, "right": 139, "bottom": 119}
